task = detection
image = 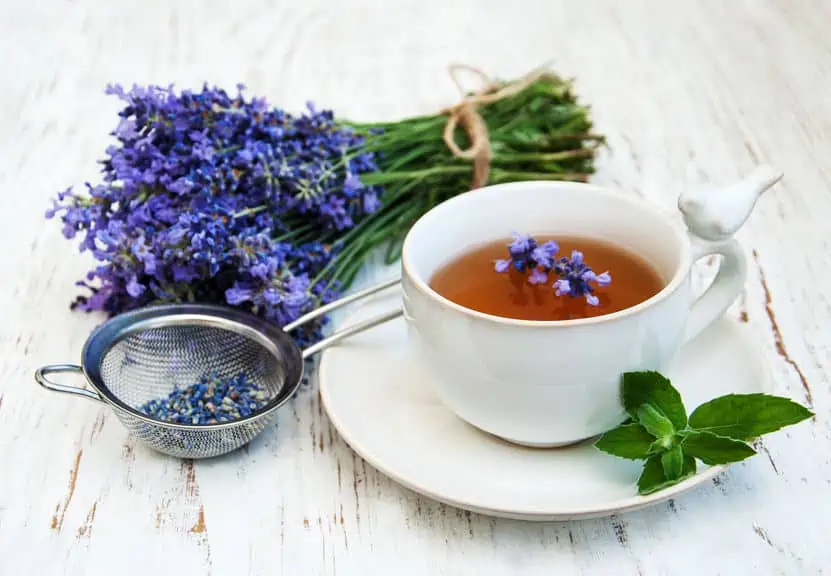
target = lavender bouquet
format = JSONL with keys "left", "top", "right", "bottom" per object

{"left": 47, "top": 68, "right": 602, "bottom": 345}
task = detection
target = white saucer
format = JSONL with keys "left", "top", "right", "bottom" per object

{"left": 318, "top": 290, "right": 772, "bottom": 521}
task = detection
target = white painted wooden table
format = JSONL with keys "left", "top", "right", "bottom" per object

{"left": 1, "top": 1, "right": 829, "bottom": 574}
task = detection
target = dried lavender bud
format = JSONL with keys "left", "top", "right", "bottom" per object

{"left": 139, "top": 372, "right": 270, "bottom": 424}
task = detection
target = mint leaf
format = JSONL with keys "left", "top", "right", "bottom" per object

{"left": 594, "top": 423, "right": 655, "bottom": 460}
{"left": 682, "top": 453, "right": 696, "bottom": 476}
{"left": 636, "top": 404, "right": 675, "bottom": 438}
{"left": 649, "top": 436, "right": 674, "bottom": 453}
{"left": 661, "top": 445, "right": 684, "bottom": 480}
{"left": 688, "top": 393, "right": 813, "bottom": 440}
{"left": 604, "top": 372, "right": 815, "bottom": 497}
{"left": 637, "top": 453, "right": 697, "bottom": 496}
{"left": 623, "top": 371, "right": 687, "bottom": 429}
{"left": 682, "top": 430, "right": 756, "bottom": 465}
{"left": 637, "top": 455, "right": 665, "bottom": 494}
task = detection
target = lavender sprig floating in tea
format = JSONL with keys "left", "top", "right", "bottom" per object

{"left": 494, "top": 233, "right": 611, "bottom": 305}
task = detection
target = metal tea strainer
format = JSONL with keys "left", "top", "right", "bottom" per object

{"left": 35, "top": 278, "right": 402, "bottom": 459}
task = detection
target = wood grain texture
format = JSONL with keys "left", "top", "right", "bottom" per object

{"left": 1, "top": 0, "right": 829, "bottom": 574}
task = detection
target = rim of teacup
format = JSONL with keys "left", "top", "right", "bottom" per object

{"left": 401, "top": 180, "right": 693, "bottom": 328}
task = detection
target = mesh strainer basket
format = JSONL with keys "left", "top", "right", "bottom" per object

{"left": 36, "top": 279, "right": 401, "bottom": 459}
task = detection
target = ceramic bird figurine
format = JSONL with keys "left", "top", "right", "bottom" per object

{"left": 677, "top": 165, "right": 783, "bottom": 241}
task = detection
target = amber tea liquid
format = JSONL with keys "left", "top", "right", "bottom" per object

{"left": 428, "top": 235, "right": 665, "bottom": 321}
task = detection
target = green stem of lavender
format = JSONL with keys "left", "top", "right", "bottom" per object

{"left": 311, "top": 199, "right": 414, "bottom": 292}
{"left": 272, "top": 222, "right": 315, "bottom": 242}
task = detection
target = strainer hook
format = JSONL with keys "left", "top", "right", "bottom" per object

{"left": 35, "top": 364, "right": 104, "bottom": 404}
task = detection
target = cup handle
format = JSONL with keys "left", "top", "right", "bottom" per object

{"left": 684, "top": 235, "right": 747, "bottom": 343}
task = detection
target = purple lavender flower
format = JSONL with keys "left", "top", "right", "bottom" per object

{"left": 363, "top": 191, "right": 381, "bottom": 214}
{"left": 496, "top": 233, "right": 612, "bottom": 307}
{"left": 553, "top": 279, "right": 571, "bottom": 296}
{"left": 126, "top": 276, "right": 146, "bottom": 298}
{"left": 225, "top": 283, "right": 254, "bottom": 305}
{"left": 496, "top": 234, "right": 560, "bottom": 274}
{"left": 47, "top": 83, "right": 385, "bottom": 345}
{"left": 503, "top": 232, "right": 538, "bottom": 272}
{"left": 531, "top": 240, "right": 558, "bottom": 268}
{"left": 508, "top": 232, "right": 534, "bottom": 256}
{"left": 595, "top": 271, "right": 612, "bottom": 286}
{"left": 528, "top": 268, "right": 548, "bottom": 285}
{"left": 553, "top": 249, "right": 610, "bottom": 306}
{"left": 494, "top": 259, "right": 511, "bottom": 273}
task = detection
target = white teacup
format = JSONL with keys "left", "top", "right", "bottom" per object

{"left": 400, "top": 167, "right": 782, "bottom": 447}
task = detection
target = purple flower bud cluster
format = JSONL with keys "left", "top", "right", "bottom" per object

{"left": 495, "top": 233, "right": 611, "bottom": 306}
{"left": 46, "top": 83, "right": 384, "bottom": 345}
{"left": 139, "top": 371, "right": 268, "bottom": 425}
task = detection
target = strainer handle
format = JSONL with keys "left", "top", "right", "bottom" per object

{"left": 35, "top": 364, "right": 105, "bottom": 404}
{"left": 301, "top": 308, "right": 403, "bottom": 358}
{"left": 283, "top": 277, "right": 401, "bottom": 332}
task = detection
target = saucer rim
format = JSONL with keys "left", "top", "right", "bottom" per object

{"left": 319, "top": 313, "right": 772, "bottom": 521}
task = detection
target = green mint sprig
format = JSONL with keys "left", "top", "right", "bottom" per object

{"left": 595, "top": 371, "right": 813, "bottom": 495}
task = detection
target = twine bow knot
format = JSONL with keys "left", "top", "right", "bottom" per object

{"left": 441, "top": 64, "right": 553, "bottom": 189}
